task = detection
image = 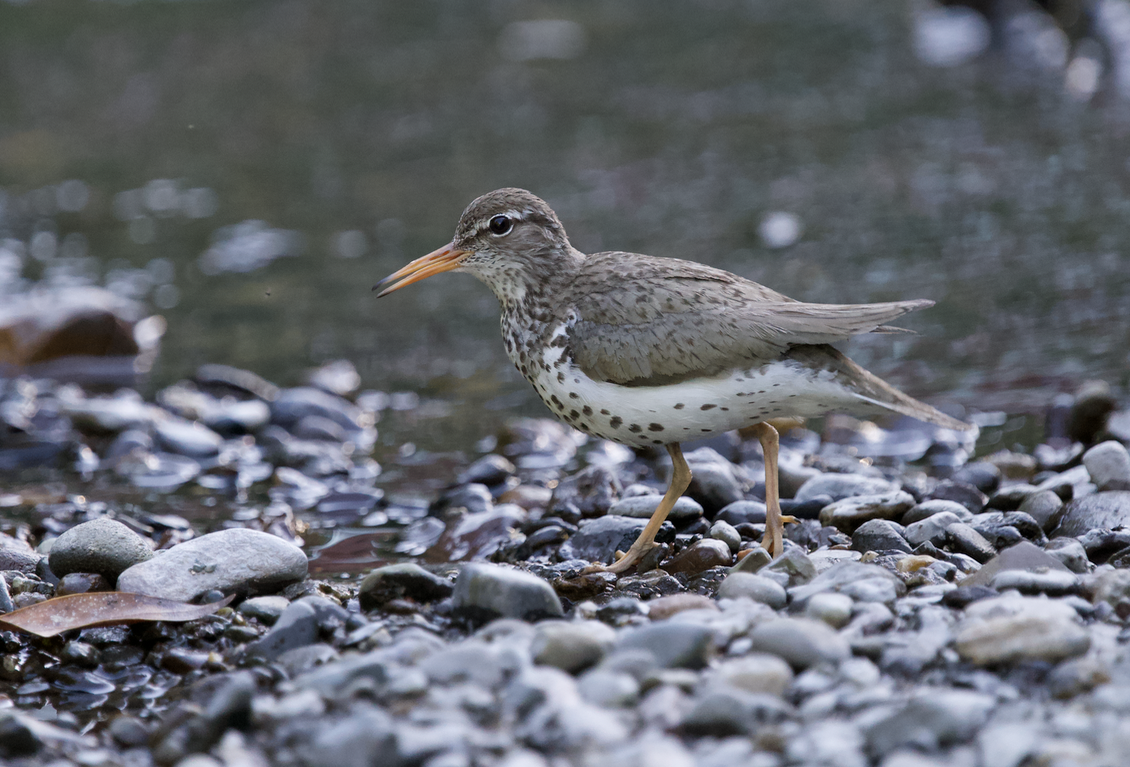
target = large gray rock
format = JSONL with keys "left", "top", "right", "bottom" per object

{"left": 558, "top": 516, "right": 647, "bottom": 565}
{"left": 1055, "top": 492, "right": 1130, "bottom": 536}
{"left": 117, "top": 528, "right": 307, "bottom": 601}
{"left": 49, "top": 518, "right": 153, "bottom": 580}
{"left": 819, "top": 492, "right": 916, "bottom": 534}
{"left": 959, "top": 541, "right": 1071, "bottom": 588}
{"left": 851, "top": 519, "right": 912, "bottom": 554}
{"left": 451, "top": 563, "right": 563, "bottom": 622}
{"left": 955, "top": 594, "right": 1090, "bottom": 665}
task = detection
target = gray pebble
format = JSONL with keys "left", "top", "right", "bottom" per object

{"left": 905, "top": 511, "right": 963, "bottom": 547}
{"left": 1018, "top": 490, "right": 1065, "bottom": 532}
{"left": 805, "top": 592, "right": 854, "bottom": 628}
{"left": 851, "top": 519, "right": 912, "bottom": 554}
{"left": 358, "top": 563, "right": 453, "bottom": 609}
{"left": 717, "top": 572, "right": 787, "bottom": 609}
{"left": 747, "top": 617, "right": 850, "bottom": 669}
{"left": 617, "top": 623, "right": 714, "bottom": 669}
{"left": 902, "top": 499, "right": 972, "bottom": 525}
{"left": 820, "top": 491, "right": 916, "bottom": 534}
{"left": 608, "top": 495, "right": 703, "bottom": 524}
{"left": 1055, "top": 491, "right": 1130, "bottom": 537}
{"left": 1045, "top": 537, "right": 1089, "bottom": 573}
{"left": 709, "top": 520, "right": 742, "bottom": 552}
{"left": 452, "top": 563, "right": 563, "bottom": 623}
{"left": 955, "top": 594, "right": 1090, "bottom": 665}
{"left": 944, "top": 522, "right": 997, "bottom": 563}
{"left": 795, "top": 474, "right": 897, "bottom": 503}
{"left": 48, "top": 518, "right": 153, "bottom": 581}
{"left": 531, "top": 620, "right": 615, "bottom": 674}
{"left": 705, "top": 654, "right": 794, "bottom": 696}
{"left": 1083, "top": 440, "right": 1130, "bottom": 491}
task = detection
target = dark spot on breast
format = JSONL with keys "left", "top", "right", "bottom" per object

{"left": 648, "top": 423, "right": 664, "bottom": 432}
{"left": 629, "top": 424, "right": 642, "bottom": 433}
{"left": 609, "top": 416, "right": 622, "bottom": 428}
{"left": 600, "top": 409, "right": 610, "bottom": 415}
{"left": 721, "top": 407, "right": 729, "bottom": 412}
{"left": 569, "top": 392, "right": 579, "bottom": 399}
{"left": 701, "top": 404, "right": 717, "bottom": 411}
{"left": 582, "top": 406, "right": 593, "bottom": 416}
{"left": 674, "top": 403, "right": 685, "bottom": 410}
{"left": 550, "top": 395, "right": 564, "bottom": 410}
{"left": 652, "top": 439, "right": 663, "bottom": 445}
{"left": 557, "top": 372, "right": 565, "bottom": 383}
{"left": 569, "top": 409, "right": 579, "bottom": 419}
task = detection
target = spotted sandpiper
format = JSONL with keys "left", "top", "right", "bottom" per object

{"left": 376, "top": 188, "right": 972, "bottom": 573}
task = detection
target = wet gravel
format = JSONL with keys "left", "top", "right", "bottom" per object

{"left": 3, "top": 363, "right": 1130, "bottom": 766}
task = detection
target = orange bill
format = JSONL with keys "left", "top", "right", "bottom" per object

{"left": 373, "top": 242, "right": 468, "bottom": 297}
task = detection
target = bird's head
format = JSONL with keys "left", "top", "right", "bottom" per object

{"left": 374, "top": 188, "right": 579, "bottom": 303}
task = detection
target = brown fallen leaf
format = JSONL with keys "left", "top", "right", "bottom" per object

{"left": 0, "top": 592, "right": 234, "bottom": 638}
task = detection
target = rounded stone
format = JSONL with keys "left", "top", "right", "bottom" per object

{"left": 795, "top": 474, "right": 897, "bottom": 503}
{"left": 851, "top": 519, "right": 911, "bottom": 554}
{"left": 531, "top": 620, "right": 615, "bottom": 674}
{"left": 664, "top": 538, "right": 733, "bottom": 574}
{"left": 902, "top": 499, "right": 972, "bottom": 525}
{"left": 1083, "top": 440, "right": 1130, "bottom": 491}
{"left": 48, "top": 518, "right": 153, "bottom": 581}
{"left": 747, "top": 617, "right": 851, "bottom": 669}
{"left": 117, "top": 528, "right": 307, "bottom": 601}
{"left": 452, "top": 563, "right": 564, "bottom": 622}
{"left": 709, "top": 520, "right": 742, "bottom": 552}
{"left": 608, "top": 495, "right": 703, "bottom": 524}
{"left": 955, "top": 595, "right": 1090, "bottom": 665}
{"left": 717, "top": 572, "right": 787, "bottom": 609}
{"left": 1018, "top": 490, "right": 1065, "bottom": 532}
{"left": 819, "top": 491, "right": 916, "bottom": 534}
{"left": 805, "top": 592, "right": 854, "bottom": 628}
{"left": 358, "top": 563, "right": 453, "bottom": 610}
{"left": 1054, "top": 492, "right": 1130, "bottom": 537}
{"left": 706, "top": 654, "right": 794, "bottom": 696}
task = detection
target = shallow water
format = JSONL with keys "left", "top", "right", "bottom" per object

{"left": 1, "top": 0, "right": 1129, "bottom": 453}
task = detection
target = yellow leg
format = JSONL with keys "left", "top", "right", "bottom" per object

{"left": 753, "top": 422, "right": 794, "bottom": 558}
{"left": 586, "top": 443, "right": 692, "bottom": 574}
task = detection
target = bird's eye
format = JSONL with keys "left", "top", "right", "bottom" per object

{"left": 488, "top": 215, "right": 513, "bottom": 236}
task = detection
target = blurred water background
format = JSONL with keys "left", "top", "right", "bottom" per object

{"left": 2, "top": 0, "right": 1130, "bottom": 454}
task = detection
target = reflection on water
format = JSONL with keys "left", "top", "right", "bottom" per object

{"left": 1, "top": 0, "right": 1129, "bottom": 452}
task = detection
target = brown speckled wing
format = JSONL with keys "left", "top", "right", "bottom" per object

{"left": 565, "top": 252, "right": 933, "bottom": 387}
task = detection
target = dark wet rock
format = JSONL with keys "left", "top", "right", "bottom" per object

{"left": 901, "top": 499, "right": 972, "bottom": 525}
{"left": 715, "top": 500, "right": 766, "bottom": 526}
{"left": 271, "top": 386, "right": 366, "bottom": 433}
{"left": 1068, "top": 380, "right": 1118, "bottom": 445}
{"left": 790, "top": 562, "right": 906, "bottom": 608}
{"left": 153, "top": 418, "right": 223, "bottom": 458}
{"left": 944, "top": 522, "right": 997, "bottom": 563}
{"left": 1083, "top": 440, "right": 1130, "bottom": 490}
{"left": 986, "top": 483, "right": 1040, "bottom": 511}
{"left": 55, "top": 572, "right": 111, "bottom": 596}
{"left": 1018, "top": 489, "right": 1065, "bottom": 532}
{"left": 48, "top": 517, "right": 153, "bottom": 580}
{"left": 795, "top": 473, "right": 896, "bottom": 503}
{"left": 531, "top": 620, "right": 615, "bottom": 673}
{"left": 926, "top": 479, "right": 988, "bottom": 513}
{"left": 108, "top": 715, "right": 150, "bottom": 747}
{"left": 780, "top": 494, "right": 831, "bottom": 520}
{"left": 456, "top": 453, "right": 516, "bottom": 487}
{"left": 969, "top": 511, "right": 1047, "bottom": 548}
{"left": 953, "top": 461, "right": 1002, "bottom": 493}
{"left": 358, "top": 564, "right": 453, "bottom": 609}
{"left": 0, "top": 710, "right": 43, "bottom": 757}
{"left": 1054, "top": 491, "right": 1130, "bottom": 537}
{"left": 663, "top": 539, "right": 732, "bottom": 574}
{"left": 244, "top": 597, "right": 348, "bottom": 661}
{"left": 819, "top": 491, "right": 915, "bottom": 534}
{"left": 558, "top": 516, "right": 647, "bottom": 565}
{"left": 305, "top": 359, "right": 361, "bottom": 397}
{"left": 864, "top": 689, "right": 994, "bottom": 758}
{"left": 617, "top": 623, "right": 714, "bottom": 669}
{"left": 851, "top": 519, "right": 912, "bottom": 554}
{"left": 117, "top": 528, "right": 308, "bottom": 601}
{"left": 427, "top": 504, "right": 526, "bottom": 562}
{"left": 955, "top": 594, "right": 1090, "bottom": 665}
{"left": 607, "top": 495, "right": 702, "bottom": 525}
{"left": 717, "top": 572, "right": 787, "bottom": 608}
{"left": 452, "top": 563, "right": 563, "bottom": 622}
{"left": 183, "top": 671, "right": 256, "bottom": 753}
{"left": 1078, "top": 528, "right": 1130, "bottom": 562}
{"left": 0, "top": 533, "right": 40, "bottom": 573}
{"left": 747, "top": 617, "right": 850, "bottom": 669}
{"left": 680, "top": 686, "right": 790, "bottom": 737}
{"left": 549, "top": 464, "right": 621, "bottom": 518}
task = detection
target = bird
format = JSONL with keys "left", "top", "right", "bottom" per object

{"left": 375, "top": 188, "right": 972, "bottom": 573}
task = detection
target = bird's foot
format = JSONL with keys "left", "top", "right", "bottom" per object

{"left": 580, "top": 540, "right": 658, "bottom": 575}
{"left": 760, "top": 514, "right": 797, "bottom": 559}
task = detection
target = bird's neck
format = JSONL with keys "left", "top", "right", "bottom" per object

{"left": 479, "top": 247, "right": 584, "bottom": 312}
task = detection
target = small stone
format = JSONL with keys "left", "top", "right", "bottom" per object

{"left": 955, "top": 594, "right": 1090, "bottom": 665}
{"left": 153, "top": 418, "right": 223, "bottom": 458}
{"left": 117, "top": 528, "right": 307, "bottom": 601}
{"left": 1055, "top": 491, "right": 1130, "bottom": 537}
{"left": 819, "top": 491, "right": 916, "bottom": 534}
{"left": 717, "top": 572, "right": 787, "bottom": 609}
{"left": 730, "top": 546, "right": 772, "bottom": 573}
{"left": 238, "top": 595, "right": 291, "bottom": 624}
{"left": 706, "top": 654, "right": 793, "bottom": 696}
{"left": 805, "top": 592, "right": 854, "bottom": 628}
{"left": 953, "top": 462, "right": 1002, "bottom": 493}
{"left": 987, "top": 484, "right": 1040, "bottom": 511}
{"left": 608, "top": 495, "right": 703, "bottom": 525}
{"left": 944, "top": 522, "right": 997, "bottom": 563}
{"left": 55, "top": 572, "right": 111, "bottom": 596}
{"left": 559, "top": 516, "right": 648, "bottom": 565}
{"left": 1045, "top": 538, "right": 1089, "bottom": 573}
{"left": 1083, "top": 440, "right": 1130, "bottom": 490}
{"left": 549, "top": 464, "right": 622, "bottom": 518}
{"left": 684, "top": 448, "right": 748, "bottom": 512}
{"left": 244, "top": 597, "right": 349, "bottom": 662}
{"left": 990, "top": 569, "right": 1080, "bottom": 596}
{"left": 577, "top": 669, "right": 640, "bottom": 707}
{"left": 759, "top": 547, "right": 817, "bottom": 586}
{"left": 1018, "top": 490, "right": 1065, "bottom": 532}
{"left": 452, "top": 563, "right": 564, "bottom": 623}
{"left": 617, "top": 623, "right": 714, "bottom": 669}
{"left": 851, "top": 519, "right": 912, "bottom": 554}
{"left": 664, "top": 538, "right": 732, "bottom": 574}
{"left": 715, "top": 500, "right": 766, "bottom": 526}
{"left": 904, "top": 511, "right": 963, "bottom": 547}
{"left": 985, "top": 450, "right": 1038, "bottom": 480}
{"left": 531, "top": 620, "right": 615, "bottom": 674}
{"left": 646, "top": 593, "right": 717, "bottom": 620}
{"left": 789, "top": 561, "right": 906, "bottom": 608}
{"left": 901, "top": 499, "right": 972, "bottom": 525}
{"left": 969, "top": 511, "right": 1047, "bottom": 548}
{"left": 680, "top": 686, "right": 789, "bottom": 737}
{"left": 926, "top": 480, "right": 988, "bottom": 513}
{"left": 456, "top": 454, "right": 516, "bottom": 486}
{"left": 795, "top": 474, "right": 897, "bottom": 503}
{"left": 958, "top": 540, "right": 1070, "bottom": 588}
{"left": 1048, "top": 657, "right": 1111, "bottom": 699}
{"left": 864, "top": 689, "right": 995, "bottom": 758}
{"left": 709, "top": 520, "right": 742, "bottom": 552}
{"left": 358, "top": 564, "right": 452, "bottom": 610}
{"left": 305, "top": 359, "right": 361, "bottom": 397}
{"left": 747, "top": 617, "right": 850, "bottom": 669}
{"left": 48, "top": 518, "right": 153, "bottom": 581}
